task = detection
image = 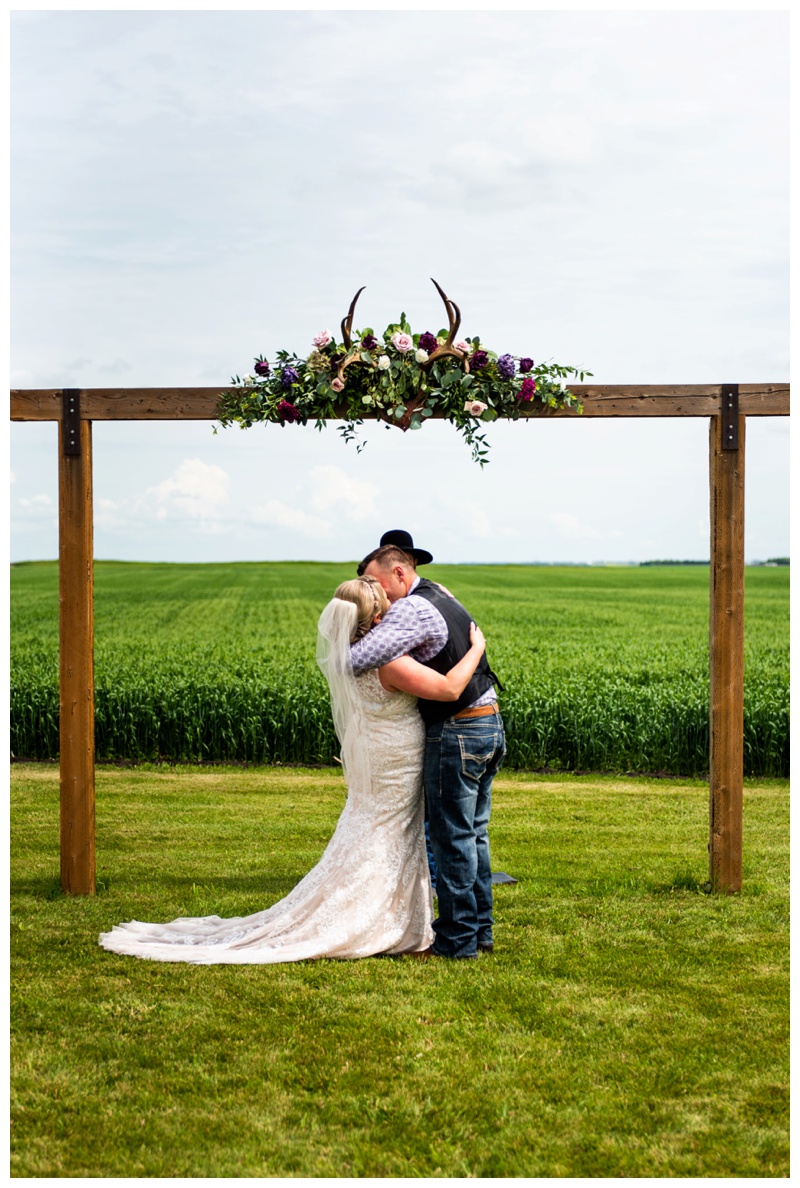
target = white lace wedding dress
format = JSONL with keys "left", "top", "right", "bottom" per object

{"left": 99, "top": 669, "right": 434, "bottom": 964}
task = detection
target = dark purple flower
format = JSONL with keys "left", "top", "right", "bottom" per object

{"left": 518, "top": 377, "right": 537, "bottom": 402}
{"left": 471, "top": 349, "right": 489, "bottom": 371}
{"left": 418, "top": 331, "right": 438, "bottom": 354}
{"left": 280, "top": 366, "right": 300, "bottom": 389}
{"left": 330, "top": 353, "right": 345, "bottom": 369}
{"left": 277, "top": 400, "right": 300, "bottom": 423}
{"left": 254, "top": 359, "right": 270, "bottom": 377}
{"left": 519, "top": 357, "right": 534, "bottom": 373}
{"left": 361, "top": 334, "right": 378, "bottom": 350}
{"left": 497, "top": 353, "right": 515, "bottom": 379}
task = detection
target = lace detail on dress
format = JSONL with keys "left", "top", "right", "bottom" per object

{"left": 99, "top": 668, "right": 433, "bottom": 964}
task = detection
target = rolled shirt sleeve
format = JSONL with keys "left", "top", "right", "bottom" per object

{"left": 349, "top": 596, "right": 448, "bottom": 675}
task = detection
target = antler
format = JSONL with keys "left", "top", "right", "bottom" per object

{"left": 340, "top": 286, "right": 366, "bottom": 350}
{"left": 432, "top": 277, "right": 460, "bottom": 344}
{"left": 424, "top": 278, "right": 470, "bottom": 371}
{"left": 336, "top": 285, "right": 376, "bottom": 385}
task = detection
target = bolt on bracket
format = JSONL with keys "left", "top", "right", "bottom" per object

{"left": 62, "top": 389, "right": 81, "bottom": 456}
{"left": 721, "top": 383, "right": 739, "bottom": 451}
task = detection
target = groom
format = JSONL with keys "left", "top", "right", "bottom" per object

{"left": 350, "top": 530, "right": 506, "bottom": 959}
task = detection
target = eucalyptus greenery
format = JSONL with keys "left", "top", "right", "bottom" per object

{"left": 217, "top": 312, "right": 590, "bottom": 466}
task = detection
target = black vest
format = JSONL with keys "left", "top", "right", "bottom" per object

{"left": 411, "top": 578, "right": 502, "bottom": 725}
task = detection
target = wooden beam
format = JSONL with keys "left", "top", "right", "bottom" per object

{"left": 708, "top": 413, "right": 745, "bottom": 893}
{"left": 58, "top": 416, "right": 95, "bottom": 895}
{"left": 10, "top": 382, "right": 790, "bottom": 422}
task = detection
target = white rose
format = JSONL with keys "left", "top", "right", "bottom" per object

{"left": 378, "top": 355, "right": 391, "bottom": 371}
{"left": 243, "top": 374, "right": 256, "bottom": 386}
{"left": 464, "top": 399, "right": 488, "bottom": 416}
{"left": 415, "top": 349, "right": 429, "bottom": 364}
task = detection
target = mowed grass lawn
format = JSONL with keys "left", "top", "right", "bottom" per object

{"left": 11, "top": 764, "right": 788, "bottom": 1178}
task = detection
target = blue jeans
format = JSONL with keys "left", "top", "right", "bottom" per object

{"left": 424, "top": 818, "right": 437, "bottom": 893}
{"left": 424, "top": 710, "right": 506, "bottom": 958}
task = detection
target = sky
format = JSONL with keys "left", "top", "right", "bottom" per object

{"left": 9, "top": 8, "right": 790, "bottom": 566}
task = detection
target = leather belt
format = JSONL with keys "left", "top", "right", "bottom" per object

{"left": 453, "top": 703, "right": 498, "bottom": 720}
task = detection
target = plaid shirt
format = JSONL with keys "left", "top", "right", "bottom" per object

{"left": 349, "top": 579, "right": 497, "bottom": 708}
{"left": 349, "top": 588, "right": 448, "bottom": 675}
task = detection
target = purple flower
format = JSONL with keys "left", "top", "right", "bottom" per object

{"left": 361, "top": 334, "right": 378, "bottom": 350}
{"left": 497, "top": 353, "right": 515, "bottom": 379}
{"left": 471, "top": 349, "right": 489, "bottom": 371}
{"left": 255, "top": 359, "right": 270, "bottom": 377}
{"left": 519, "top": 377, "right": 537, "bottom": 402}
{"left": 330, "top": 353, "right": 345, "bottom": 369}
{"left": 277, "top": 400, "right": 300, "bottom": 423}
{"left": 419, "top": 331, "right": 438, "bottom": 354}
{"left": 519, "top": 357, "right": 534, "bottom": 373}
{"left": 281, "top": 366, "right": 300, "bottom": 389}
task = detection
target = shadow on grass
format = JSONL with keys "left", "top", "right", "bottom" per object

{"left": 649, "top": 869, "right": 710, "bottom": 895}
{"left": 11, "top": 877, "right": 74, "bottom": 901}
{"left": 11, "top": 872, "right": 300, "bottom": 901}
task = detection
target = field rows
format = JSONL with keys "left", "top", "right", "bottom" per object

{"left": 10, "top": 561, "right": 789, "bottom": 776}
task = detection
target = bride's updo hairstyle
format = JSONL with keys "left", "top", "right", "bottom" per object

{"left": 334, "top": 576, "right": 390, "bottom": 642}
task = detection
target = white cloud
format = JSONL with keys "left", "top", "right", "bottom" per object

{"left": 141, "top": 458, "right": 229, "bottom": 521}
{"left": 308, "top": 465, "right": 380, "bottom": 523}
{"left": 251, "top": 499, "right": 332, "bottom": 539}
{"left": 438, "top": 494, "right": 493, "bottom": 540}
{"left": 95, "top": 497, "right": 124, "bottom": 532}
{"left": 551, "top": 512, "right": 623, "bottom": 541}
{"left": 98, "top": 357, "right": 133, "bottom": 375}
{"left": 13, "top": 490, "right": 58, "bottom": 539}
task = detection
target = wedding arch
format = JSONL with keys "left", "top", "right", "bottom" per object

{"left": 10, "top": 367, "right": 789, "bottom": 897}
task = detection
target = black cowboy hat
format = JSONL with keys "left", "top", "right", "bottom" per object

{"left": 379, "top": 529, "right": 433, "bottom": 566}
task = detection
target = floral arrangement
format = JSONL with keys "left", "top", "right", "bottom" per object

{"left": 217, "top": 281, "right": 590, "bottom": 465}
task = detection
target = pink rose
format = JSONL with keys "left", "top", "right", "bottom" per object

{"left": 464, "top": 399, "right": 488, "bottom": 416}
{"left": 390, "top": 332, "right": 413, "bottom": 353}
{"left": 313, "top": 329, "right": 332, "bottom": 348}
{"left": 454, "top": 339, "right": 470, "bottom": 353}
{"left": 331, "top": 377, "right": 345, "bottom": 392}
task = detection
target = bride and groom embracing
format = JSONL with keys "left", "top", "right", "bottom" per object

{"left": 100, "top": 531, "right": 505, "bottom": 964}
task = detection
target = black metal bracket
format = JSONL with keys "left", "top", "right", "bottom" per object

{"left": 721, "top": 383, "right": 739, "bottom": 450}
{"left": 62, "top": 389, "right": 81, "bottom": 456}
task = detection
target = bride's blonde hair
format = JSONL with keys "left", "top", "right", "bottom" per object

{"left": 334, "top": 576, "right": 389, "bottom": 642}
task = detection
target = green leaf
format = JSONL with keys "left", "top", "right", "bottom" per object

{"left": 481, "top": 408, "right": 498, "bottom": 422}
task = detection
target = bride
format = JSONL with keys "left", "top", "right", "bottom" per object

{"left": 99, "top": 575, "right": 486, "bottom": 964}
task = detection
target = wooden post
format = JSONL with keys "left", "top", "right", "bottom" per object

{"left": 708, "top": 411, "right": 745, "bottom": 892}
{"left": 58, "top": 410, "right": 95, "bottom": 895}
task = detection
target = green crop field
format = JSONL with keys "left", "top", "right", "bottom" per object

{"left": 10, "top": 561, "right": 789, "bottom": 776}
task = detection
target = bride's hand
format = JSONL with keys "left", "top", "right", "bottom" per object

{"left": 469, "top": 622, "right": 486, "bottom": 654}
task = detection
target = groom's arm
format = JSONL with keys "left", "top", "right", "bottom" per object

{"left": 349, "top": 596, "right": 447, "bottom": 675}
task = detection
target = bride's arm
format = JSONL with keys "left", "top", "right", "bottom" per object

{"left": 379, "top": 624, "right": 486, "bottom": 700}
